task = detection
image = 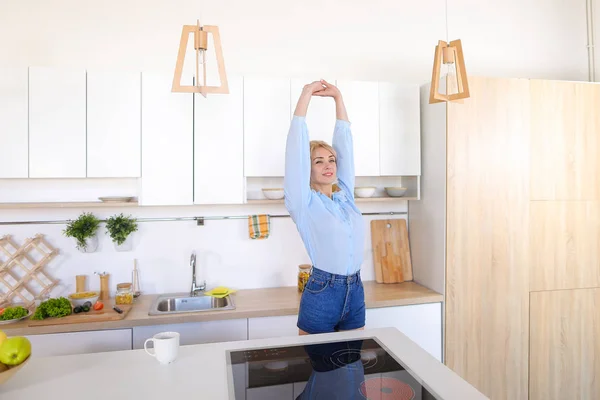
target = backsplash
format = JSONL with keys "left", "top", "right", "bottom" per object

{"left": 0, "top": 201, "right": 409, "bottom": 298}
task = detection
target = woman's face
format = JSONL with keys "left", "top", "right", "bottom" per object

{"left": 311, "top": 146, "right": 337, "bottom": 187}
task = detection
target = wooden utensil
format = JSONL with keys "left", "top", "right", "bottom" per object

{"left": 28, "top": 303, "right": 132, "bottom": 327}
{"left": 371, "top": 219, "right": 413, "bottom": 283}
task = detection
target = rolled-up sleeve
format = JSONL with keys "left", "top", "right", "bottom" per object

{"left": 284, "top": 116, "right": 311, "bottom": 220}
{"left": 332, "top": 119, "right": 355, "bottom": 195}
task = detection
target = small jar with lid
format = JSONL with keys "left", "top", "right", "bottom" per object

{"left": 298, "top": 264, "right": 311, "bottom": 292}
{"left": 115, "top": 282, "right": 134, "bottom": 305}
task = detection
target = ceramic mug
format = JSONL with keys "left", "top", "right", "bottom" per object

{"left": 144, "top": 331, "right": 180, "bottom": 364}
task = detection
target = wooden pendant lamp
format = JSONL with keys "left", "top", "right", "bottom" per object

{"left": 172, "top": 20, "right": 229, "bottom": 96}
{"left": 429, "top": 39, "right": 469, "bottom": 104}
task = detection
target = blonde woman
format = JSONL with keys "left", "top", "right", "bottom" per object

{"left": 284, "top": 80, "right": 365, "bottom": 335}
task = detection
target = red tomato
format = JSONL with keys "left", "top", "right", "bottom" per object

{"left": 93, "top": 301, "right": 104, "bottom": 311}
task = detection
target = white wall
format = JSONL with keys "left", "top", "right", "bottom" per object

{"left": 0, "top": 0, "right": 591, "bottom": 83}
{"left": 0, "top": 202, "right": 408, "bottom": 296}
{"left": 0, "top": 0, "right": 594, "bottom": 298}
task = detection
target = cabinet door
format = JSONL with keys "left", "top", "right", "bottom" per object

{"left": 25, "top": 329, "right": 132, "bottom": 357}
{"left": 87, "top": 69, "right": 141, "bottom": 178}
{"left": 290, "top": 78, "right": 337, "bottom": 143}
{"left": 530, "top": 288, "right": 600, "bottom": 400}
{"left": 336, "top": 80, "right": 380, "bottom": 176}
{"left": 248, "top": 315, "right": 299, "bottom": 339}
{"left": 243, "top": 77, "right": 290, "bottom": 177}
{"left": 131, "top": 319, "right": 247, "bottom": 349}
{"left": 194, "top": 75, "right": 244, "bottom": 204}
{"left": 365, "top": 303, "right": 442, "bottom": 361}
{"left": 247, "top": 384, "right": 293, "bottom": 400}
{"left": 0, "top": 68, "right": 28, "bottom": 178}
{"left": 379, "top": 82, "right": 420, "bottom": 176}
{"left": 140, "top": 72, "right": 193, "bottom": 206}
{"left": 29, "top": 67, "right": 86, "bottom": 178}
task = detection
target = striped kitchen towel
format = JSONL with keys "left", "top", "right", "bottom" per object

{"left": 248, "top": 214, "right": 270, "bottom": 239}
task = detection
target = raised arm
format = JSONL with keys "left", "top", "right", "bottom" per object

{"left": 314, "top": 81, "right": 355, "bottom": 195}
{"left": 284, "top": 82, "right": 324, "bottom": 219}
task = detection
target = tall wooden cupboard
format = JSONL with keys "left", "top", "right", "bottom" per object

{"left": 410, "top": 76, "right": 600, "bottom": 399}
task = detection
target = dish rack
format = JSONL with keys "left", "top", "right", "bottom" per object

{"left": 0, "top": 234, "right": 60, "bottom": 308}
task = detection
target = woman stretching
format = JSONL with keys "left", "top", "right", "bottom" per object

{"left": 284, "top": 79, "right": 366, "bottom": 335}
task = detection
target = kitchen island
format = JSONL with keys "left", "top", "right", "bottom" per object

{"left": 0, "top": 327, "right": 487, "bottom": 400}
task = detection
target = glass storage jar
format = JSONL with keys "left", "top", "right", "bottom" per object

{"left": 115, "top": 282, "right": 134, "bottom": 305}
{"left": 298, "top": 264, "right": 311, "bottom": 292}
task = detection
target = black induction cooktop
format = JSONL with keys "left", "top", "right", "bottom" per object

{"left": 227, "top": 338, "right": 439, "bottom": 399}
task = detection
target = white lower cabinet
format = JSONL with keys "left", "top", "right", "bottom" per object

{"left": 25, "top": 329, "right": 132, "bottom": 358}
{"left": 365, "top": 303, "right": 442, "bottom": 361}
{"left": 247, "top": 315, "right": 299, "bottom": 339}
{"left": 246, "top": 384, "right": 294, "bottom": 400}
{"left": 131, "top": 319, "right": 247, "bottom": 349}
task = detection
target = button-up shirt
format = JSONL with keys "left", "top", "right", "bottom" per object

{"left": 284, "top": 116, "right": 365, "bottom": 276}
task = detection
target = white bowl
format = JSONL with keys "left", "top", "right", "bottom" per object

{"left": 68, "top": 292, "right": 100, "bottom": 307}
{"left": 262, "top": 188, "right": 284, "bottom": 200}
{"left": 354, "top": 187, "right": 376, "bottom": 198}
{"left": 385, "top": 187, "right": 407, "bottom": 197}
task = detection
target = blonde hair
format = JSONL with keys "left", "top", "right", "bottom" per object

{"left": 309, "top": 140, "right": 338, "bottom": 192}
{"left": 310, "top": 140, "right": 337, "bottom": 160}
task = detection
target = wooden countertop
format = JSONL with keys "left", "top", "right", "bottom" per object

{"left": 2, "top": 281, "right": 443, "bottom": 336}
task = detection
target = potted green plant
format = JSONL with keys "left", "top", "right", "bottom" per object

{"left": 63, "top": 212, "right": 101, "bottom": 253}
{"left": 105, "top": 213, "right": 138, "bottom": 251}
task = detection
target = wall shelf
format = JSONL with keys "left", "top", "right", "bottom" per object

{"left": 0, "top": 201, "right": 139, "bottom": 209}
{"left": 246, "top": 196, "right": 417, "bottom": 205}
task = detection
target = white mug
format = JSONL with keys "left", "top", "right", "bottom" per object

{"left": 144, "top": 331, "right": 180, "bottom": 364}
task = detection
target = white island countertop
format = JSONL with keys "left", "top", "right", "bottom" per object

{"left": 0, "top": 327, "right": 488, "bottom": 400}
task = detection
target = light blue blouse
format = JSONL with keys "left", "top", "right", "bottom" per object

{"left": 284, "top": 115, "right": 365, "bottom": 276}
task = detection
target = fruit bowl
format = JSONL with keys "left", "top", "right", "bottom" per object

{"left": 0, "top": 355, "right": 30, "bottom": 385}
{"left": 68, "top": 291, "right": 100, "bottom": 307}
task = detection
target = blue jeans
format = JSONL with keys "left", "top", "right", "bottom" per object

{"left": 297, "top": 267, "right": 366, "bottom": 334}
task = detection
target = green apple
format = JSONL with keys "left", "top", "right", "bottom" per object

{"left": 0, "top": 330, "right": 7, "bottom": 347}
{"left": 0, "top": 336, "right": 31, "bottom": 366}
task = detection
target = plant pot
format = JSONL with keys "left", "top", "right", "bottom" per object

{"left": 114, "top": 235, "right": 133, "bottom": 252}
{"left": 77, "top": 235, "right": 98, "bottom": 253}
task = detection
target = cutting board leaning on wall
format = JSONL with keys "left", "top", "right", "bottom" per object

{"left": 370, "top": 219, "right": 413, "bottom": 283}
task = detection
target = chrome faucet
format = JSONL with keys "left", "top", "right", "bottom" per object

{"left": 190, "top": 252, "right": 206, "bottom": 296}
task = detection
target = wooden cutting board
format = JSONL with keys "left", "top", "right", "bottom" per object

{"left": 371, "top": 219, "right": 413, "bottom": 283}
{"left": 28, "top": 303, "right": 133, "bottom": 327}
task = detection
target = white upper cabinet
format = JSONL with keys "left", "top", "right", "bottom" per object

{"left": 290, "top": 78, "right": 337, "bottom": 143}
{"left": 379, "top": 83, "right": 421, "bottom": 176}
{"left": 87, "top": 69, "right": 141, "bottom": 178}
{"left": 194, "top": 75, "right": 244, "bottom": 204}
{"left": 140, "top": 72, "right": 193, "bottom": 206}
{"left": 243, "top": 77, "right": 291, "bottom": 177}
{"left": 336, "top": 80, "right": 380, "bottom": 177}
{"left": 0, "top": 68, "right": 28, "bottom": 178}
{"left": 29, "top": 67, "right": 86, "bottom": 178}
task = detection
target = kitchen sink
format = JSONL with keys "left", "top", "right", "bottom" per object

{"left": 148, "top": 293, "right": 235, "bottom": 316}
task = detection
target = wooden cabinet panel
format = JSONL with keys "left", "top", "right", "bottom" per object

{"left": 530, "top": 80, "right": 600, "bottom": 200}
{"left": 87, "top": 69, "right": 141, "bottom": 178}
{"left": 131, "top": 319, "right": 247, "bottom": 349}
{"left": 194, "top": 75, "right": 244, "bottom": 204}
{"left": 445, "top": 77, "right": 531, "bottom": 400}
{"left": 530, "top": 201, "right": 600, "bottom": 291}
{"left": 379, "top": 82, "right": 421, "bottom": 176}
{"left": 25, "top": 329, "right": 132, "bottom": 357}
{"left": 290, "top": 77, "right": 337, "bottom": 144}
{"left": 0, "top": 68, "right": 28, "bottom": 178}
{"left": 29, "top": 67, "right": 86, "bottom": 178}
{"left": 140, "top": 72, "right": 193, "bottom": 206}
{"left": 530, "top": 288, "right": 600, "bottom": 400}
{"left": 336, "top": 80, "right": 380, "bottom": 176}
{"left": 243, "top": 77, "right": 290, "bottom": 177}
